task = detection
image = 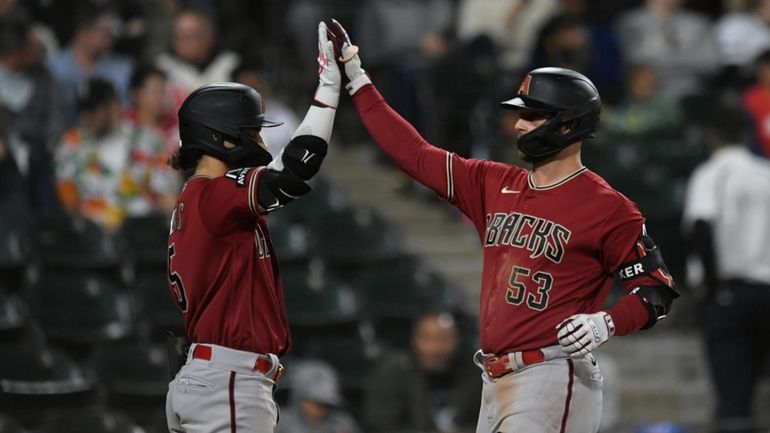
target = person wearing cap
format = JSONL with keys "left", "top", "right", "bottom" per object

{"left": 326, "top": 19, "right": 678, "bottom": 433}
{"left": 277, "top": 360, "right": 362, "bottom": 433}
{"left": 164, "top": 23, "right": 340, "bottom": 433}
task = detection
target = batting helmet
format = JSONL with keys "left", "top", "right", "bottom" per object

{"left": 500, "top": 67, "right": 601, "bottom": 162}
{"left": 178, "top": 82, "right": 282, "bottom": 168}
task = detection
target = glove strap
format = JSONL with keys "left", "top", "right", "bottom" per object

{"left": 345, "top": 73, "right": 372, "bottom": 96}
{"left": 602, "top": 312, "right": 616, "bottom": 337}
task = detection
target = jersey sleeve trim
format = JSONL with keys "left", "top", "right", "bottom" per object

{"left": 446, "top": 152, "right": 454, "bottom": 202}
{"left": 248, "top": 167, "right": 264, "bottom": 215}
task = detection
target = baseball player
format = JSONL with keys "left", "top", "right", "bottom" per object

{"left": 164, "top": 23, "right": 341, "bottom": 433}
{"left": 325, "top": 20, "right": 679, "bottom": 433}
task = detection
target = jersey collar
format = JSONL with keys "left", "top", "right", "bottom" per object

{"left": 528, "top": 166, "right": 587, "bottom": 191}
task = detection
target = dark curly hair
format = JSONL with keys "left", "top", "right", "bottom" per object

{"left": 168, "top": 146, "right": 203, "bottom": 179}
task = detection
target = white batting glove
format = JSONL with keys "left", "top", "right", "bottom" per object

{"left": 315, "top": 22, "right": 341, "bottom": 109}
{"left": 326, "top": 19, "right": 371, "bottom": 95}
{"left": 556, "top": 312, "right": 616, "bottom": 357}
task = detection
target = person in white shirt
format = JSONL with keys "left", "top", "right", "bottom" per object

{"left": 155, "top": 8, "right": 240, "bottom": 111}
{"left": 714, "top": 0, "right": 770, "bottom": 74}
{"left": 683, "top": 101, "right": 770, "bottom": 433}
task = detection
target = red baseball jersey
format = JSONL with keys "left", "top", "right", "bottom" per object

{"left": 354, "top": 85, "right": 658, "bottom": 355}
{"left": 167, "top": 167, "right": 290, "bottom": 355}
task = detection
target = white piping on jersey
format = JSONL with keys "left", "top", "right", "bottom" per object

{"left": 248, "top": 167, "right": 262, "bottom": 215}
{"left": 527, "top": 166, "right": 587, "bottom": 191}
{"left": 446, "top": 152, "right": 455, "bottom": 202}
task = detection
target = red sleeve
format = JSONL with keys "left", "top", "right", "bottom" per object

{"left": 198, "top": 167, "right": 263, "bottom": 236}
{"left": 353, "top": 84, "right": 489, "bottom": 226}
{"left": 597, "top": 201, "right": 656, "bottom": 336}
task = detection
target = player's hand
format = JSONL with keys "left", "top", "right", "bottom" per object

{"left": 325, "top": 18, "right": 371, "bottom": 95}
{"left": 556, "top": 312, "right": 616, "bottom": 357}
{"left": 315, "top": 21, "right": 341, "bottom": 109}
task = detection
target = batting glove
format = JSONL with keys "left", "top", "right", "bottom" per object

{"left": 315, "top": 22, "right": 341, "bottom": 109}
{"left": 556, "top": 312, "right": 616, "bottom": 357}
{"left": 325, "top": 18, "right": 371, "bottom": 96}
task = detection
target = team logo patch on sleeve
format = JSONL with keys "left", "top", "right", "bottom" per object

{"left": 225, "top": 168, "right": 251, "bottom": 187}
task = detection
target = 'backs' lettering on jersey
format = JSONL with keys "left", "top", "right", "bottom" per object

{"left": 353, "top": 85, "right": 655, "bottom": 354}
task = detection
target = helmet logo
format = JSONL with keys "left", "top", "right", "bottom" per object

{"left": 518, "top": 75, "right": 532, "bottom": 96}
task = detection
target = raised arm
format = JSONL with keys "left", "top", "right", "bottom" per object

{"left": 326, "top": 19, "right": 493, "bottom": 227}
{"left": 258, "top": 22, "right": 342, "bottom": 213}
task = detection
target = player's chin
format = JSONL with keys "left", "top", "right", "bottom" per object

{"left": 517, "top": 149, "right": 533, "bottom": 163}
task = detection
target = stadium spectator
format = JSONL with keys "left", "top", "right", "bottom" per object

{"left": 156, "top": 8, "right": 240, "bottom": 110}
{"left": 0, "top": 14, "right": 63, "bottom": 214}
{"left": 616, "top": 0, "right": 719, "bottom": 101}
{"left": 602, "top": 64, "right": 681, "bottom": 135}
{"left": 683, "top": 100, "right": 770, "bottom": 433}
{"left": 55, "top": 78, "right": 128, "bottom": 230}
{"left": 529, "top": 12, "right": 624, "bottom": 104}
{"left": 47, "top": 2, "right": 134, "bottom": 126}
{"left": 363, "top": 312, "right": 481, "bottom": 433}
{"left": 55, "top": 77, "right": 178, "bottom": 230}
{"left": 714, "top": 0, "right": 770, "bottom": 79}
{"left": 456, "top": 0, "right": 559, "bottom": 74}
{"left": 277, "top": 360, "right": 362, "bottom": 433}
{"left": 742, "top": 49, "right": 770, "bottom": 158}
{"left": 232, "top": 62, "right": 299, "bottom": 159}
{"left": 0, "top": 108, "right": 28, "bottom": 224}
{"left": 122, "top": 65, "right": 180, "bottom": 215}
{"left": 356, "top": 0, "right": 454, "bottom": 131}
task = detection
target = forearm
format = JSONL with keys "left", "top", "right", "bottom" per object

{"left": 352, "top": 84, "right": 449, "bottom": 193}
{"left": 292, "top": 101, "right": 336, "bottom": 145}
{"left": 605, "top": 293, "right": 651, "bottom": 336}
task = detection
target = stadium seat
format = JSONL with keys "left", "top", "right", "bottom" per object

{"left": 266, "top": 217, "right": 309, "bottom": 263}
{"left": 23, "top": 274, "right": 133, "bottom": 344}
{"left": 131, "top": 270, "right": 183, "bottom": 336}
{"left": 117, "top": 213, "right": 170, "bottom": 268}
{"left": 353, "top": 259, "right": 459, "bottom": 318}
{"left": 0, "top": 217, "right": 31, "bottom": 292}
{"left": 279, "top": 176, "right": 349, "bottom": 225}
{"left": 91, "top": 340, "right": 170, "bottom": 398}
{"left": 282, "top": 259, "right": 359, "bottom": 327}
{"left": 31, "top": 215, "right": 119, "bottom": 270}
{"left": 0, "top": 291, "right": 27, "bottom": 333}
{"left": 37, "top": 409, "right": 144, "bottom": 433}
{"left": 306, "top": 207, "right": 404, "bottom": 266}
{"left": 300, "top": 334, "right": 378, "bottom": 391}
{"left": 0, "top": 414, "right": 26, "bottom": 433}
{"left": 0, "top": 328, "right": 91, "bottom": 396}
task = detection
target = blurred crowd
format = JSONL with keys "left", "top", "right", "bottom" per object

{"left": 2, "top": 0, "right": 770, "bottom": 226}
{"left": 1, "top": 0, "right": 770, "bottom": 432}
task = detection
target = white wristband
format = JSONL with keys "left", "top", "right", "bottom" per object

{"left": 345, "top": 73, "right": 372, "bottom": 96}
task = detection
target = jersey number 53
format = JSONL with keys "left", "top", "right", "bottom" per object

{"left": 505, "top": 266, "right": 553, "bottom": 311}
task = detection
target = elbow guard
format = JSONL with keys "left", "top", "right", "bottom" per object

{"left": 616, "top": 232, "right": 680, "bottom": 329}
{"left": 281, "top": 135, "right": 328, "bottom": 180}
{"left": 257, "top": 168, "right": 311, "bottom": 213}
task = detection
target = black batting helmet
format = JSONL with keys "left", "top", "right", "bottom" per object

{"left": 500, "top": 67, "right": 601, "bottom": 161}
{"left": 178, "top": 82, "right": 282, "bottom": 168}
